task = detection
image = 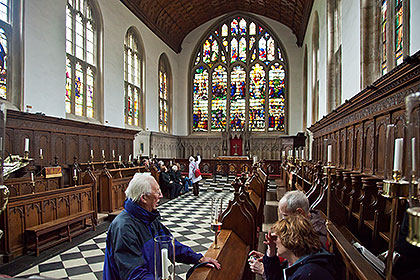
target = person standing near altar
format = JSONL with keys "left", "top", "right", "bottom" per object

{"left": 189, "top": 154, "right": 202, "bottom": 196}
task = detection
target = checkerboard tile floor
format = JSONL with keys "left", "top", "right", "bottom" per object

{"left": 14, "top": 178, "right": 250, "bottom": 280}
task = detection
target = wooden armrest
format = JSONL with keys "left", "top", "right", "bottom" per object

{"left": 189, "top": 229, "right": 249, "bottom": 280}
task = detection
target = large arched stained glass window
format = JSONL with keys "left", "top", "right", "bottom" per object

{"left": 66, "top": 0, "right": 98, "bottom": 119}
{"left": 192, "top": 15, "right": 287, "bottom": 133}
{"left": 124, "top": 27, "right": 143, "bottom": 127}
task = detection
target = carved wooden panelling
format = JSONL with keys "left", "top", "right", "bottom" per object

{"left": 375, "top": 115, "right": 388, "bottom": 176}
{"left": 5, "top": 110, "right": 137, "bottom": 167}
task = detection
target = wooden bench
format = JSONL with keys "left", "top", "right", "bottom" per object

{"left": 25, "top": 210, "right": 95, "bottom": 256}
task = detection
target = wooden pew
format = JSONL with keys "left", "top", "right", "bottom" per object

{"left": 99, "top": 166, "right": 146, "bottom": 213}
{"left": 5, "top": 175, "right": 63, "bottom": 197}
{"left": 0, "top": 179, "right": 96, "bottom": 261}
{"left": 189, "top": 178, "right": 256, "bottom": 280}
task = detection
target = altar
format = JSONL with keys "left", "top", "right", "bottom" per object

{"left": 216, "top": 156, "right": 249, "bottom": 160}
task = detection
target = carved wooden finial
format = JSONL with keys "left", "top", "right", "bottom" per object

{"left": 53, "top": 155, "right": 59, "bottom": 166}
{"left": 232, "top": 177, "right": 242, "bottom": 196}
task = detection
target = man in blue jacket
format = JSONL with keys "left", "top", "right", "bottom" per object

{"left": 103, "top": 173, "right": 220, "bottom": 279}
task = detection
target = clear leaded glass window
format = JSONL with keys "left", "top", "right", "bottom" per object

{"left": 159, "top": 56, "right": 170, "bottom": 132}
{"left": 66, "top": 0, "right": 97, "bottom": 118}
{"left": 124, "top": 28, "right": 142, "bottom": 126}
{"left": 0, "top": 0, "right": 9, "bottom": 100}
{"left": 192, "top": 15, "right": 287, "bottom": 133}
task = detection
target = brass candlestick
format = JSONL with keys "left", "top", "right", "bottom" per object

{"left": 406, "top": 177, "right": 420, "bottom": 247}
{"left": 382, "top": 170, "right": 409, "bottom": 280}
{"left": 24, "top": 151, "right": 29, "bottom": 160}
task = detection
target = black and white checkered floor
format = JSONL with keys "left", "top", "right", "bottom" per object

{"left": 14, "top": 176, "right": 277, "bottom": 280}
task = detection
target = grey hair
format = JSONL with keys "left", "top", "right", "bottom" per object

{"left": 125, "top": 173, "right": 154, "bottom": 202}
{"left": 279, "top": 190, "right": 310, "bottom": 214}
{"left": 172, "top": 165, "right": 178, "bottom": 171}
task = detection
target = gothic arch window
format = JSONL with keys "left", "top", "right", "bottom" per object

{"left": 191, "top": 15, "right": 287, "bottom": 133}
{"left": 311, "top": 12, "right": 319, "bottom": 124}
{"left": 0, "top": 0, "right": 23, "bottom": 107}
{"left": 159, "top": 54, "right": 171, "bottom": 133}
{"left": 124, "top": 27, "right": 143, "bottom": 127}
{"left": 65, "top": 0, "right": 102, "bottom": 120}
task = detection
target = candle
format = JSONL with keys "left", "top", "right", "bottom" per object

{"left": 102, "top": 150, "right": 105, "bottom": 157}
{"left": 74, "top": 169, "right": 77, "bottom": 176}
{"left": 161, "top": 248, "right": 169, "bottom": 279}
{"left": 119, "top": 155, "right": 122, "bottom": 162}
{"left": 393, "top": 138, "right": 403, "bottom": 171}
{"left": 327, "top": 145, "right": 332, "bottom": 163}
{"left": 301, "top": 149, "right": 305, "bottom": 160}
{"left": 412, "top": 138, "right": 416, "bottom": 172}
{"left": 112, "top": 150, "right": 115, "bottom": 158}
{"left": 253, "top": 156, "right": 257, "bottom": 164}
{"left": 31, "top": 172, "right": 34, "bottom": 182}
{"left": 282, "top": 150, "right": 285, "bottom": 158}
{"left": 295, "top": 149, "right": 299, "bottom": 158}
{"left": 39, "top": 148, "right": 43, "bottom": 156}
{"left": 24, "top": 138, "right": 30, "bottom": 152}
{"left": 129, "top": 154, "right": 132, "bottom": 162}
{"left": 90, "top": 149, "right": 93, "bottom": 157}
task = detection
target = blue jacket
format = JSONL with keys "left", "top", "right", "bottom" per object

{"left": 103, "top": 199, "right": 202, "bottom": 280}
{"left": 263, "top": 250, "right": 336, "bottom": 280}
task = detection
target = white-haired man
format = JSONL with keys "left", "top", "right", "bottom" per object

{"left": 248, "top": 190, "right": 327, "bottom": 277}
{"left": 103, "top": 173, "right": 220, "bottom": 280}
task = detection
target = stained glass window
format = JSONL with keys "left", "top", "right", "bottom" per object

{"left": 211, "top": 65, "right": 227, "bottom": 131}
{"left": 192, "top": 15, "right": 287, "bottom": 133}
{"left": 159, "top": 55, "right": 171, "bottom": 132}
{"left": 381, "top": 0, "right": 387, "bottom": 74}
{"left": 0, "top": 0, "right": 9, "bottom": 100}
{"left": 66, "top": 0, "right": 97, "bottom": 118}
{"left": 0, "top": 28, "right": 7, "bottom": 99}
{"left": 124, "top": 28, "right": 142, "bottom": 126}
{"left": 395, "top": 0, "right": 403, "bottom": 65}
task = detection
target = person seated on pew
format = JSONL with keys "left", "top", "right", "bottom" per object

{"left": 170, "top": 164, "right": 185, "bottom": 194}
{"left": 249, "top": 190, "right": 327, "bottom": 276}
{"left": 160, "top": 164, "right": 182, "bottom": 199}
{"left": 103, "top": 173, "right": 220, "bottom": 280}
{"left": 141, "top": 158, "right": 150, "bottom": 170}
{"left": 262, "top": 215, "right": 336, "bottom": 280}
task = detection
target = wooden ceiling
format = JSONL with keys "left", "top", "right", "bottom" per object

{"left": 120, "top": 0, "right": 314, "bottom": 53}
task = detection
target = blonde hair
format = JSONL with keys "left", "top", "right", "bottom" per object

{"left": 272, "top": 215, "right": 321, "bottom": 258}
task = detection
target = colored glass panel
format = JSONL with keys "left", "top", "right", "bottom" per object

{"left": 268, "top": 63, "right": 285, "bottom": 131}
{"left": 239, "top": 18, "right": 247, "bottom": 35}
{"left": 86, "top": 67, "right": 94, "bottom": 118}
{"left": 277, "top": 48, "right": 284, "bottom": 61}
{"left": 259, "top": 37, "right": 266, "bottom": 61}
{"left": 75, "top": 63, "right": 84, "bottom": 116}
{"left": 211, "top": 40, "right": 219, "bottom": 62}
{"left": 231, "top": 38, "right": 238, "bottom": 63}
{"left": 211, "top": 65, "right": 227, "bottom": 131}
{"left": 249, "top": 63, "right": 265, "bottom": 131}
{"left": 193, "top": 67, "right": 209, "bottom": 131}
{"left": 203, "top": 38, "right": 211, "bottom": 64}
{"left": 395, "top": 2, "right": 403, "bottom": 65}
{"left": 222, "top": 24, "right": 228, "bottom": 37}
{"left": 159, "top": 70, "right": 169, "bottom": 132}
{"left": 0, "top": 28, "right": 6, "bottom": 99}
{"left": 381, "top": 0, "right": 387, "bottom": 74}
{"left": 65, "top": 58, "right": 72, "bottom": 113}
{"left": 214, "top": 30, "right": 219, "bottom": 37}
{"left": 251, "top": 49, "right": 257, "bottom": 63}
{"left": 239, "top": 37, "right": 246, "bottom": 62}
{"left": 259, "top": 26, "right": 263, "bottom": 35}
{"left": 249, "top": 36, "right": 255, "bottom": 50}
{"left": 231, "top": 19, "right": 238, "bottom": 35}
{"left": 230, "top": 66, "right": 246, "bottom": 131}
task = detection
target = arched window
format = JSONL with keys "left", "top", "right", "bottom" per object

{"left": 0, "top": 0, "right": 23, "bottom": 105}
{"left": 65, "top": 0, "right": 101, "bottom": 119}
{"left": 124, "top": 27, "right": 143, "bottom": 127}
{"left": 191, "top": 15, "right": 287, "bottom": 133}
{"left": 159, "top": 54, "right": 171, "bottom": 133}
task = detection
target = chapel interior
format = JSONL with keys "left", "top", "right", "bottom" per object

{"left": 0, "top": 0, "right": 419, "bottom": 279}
